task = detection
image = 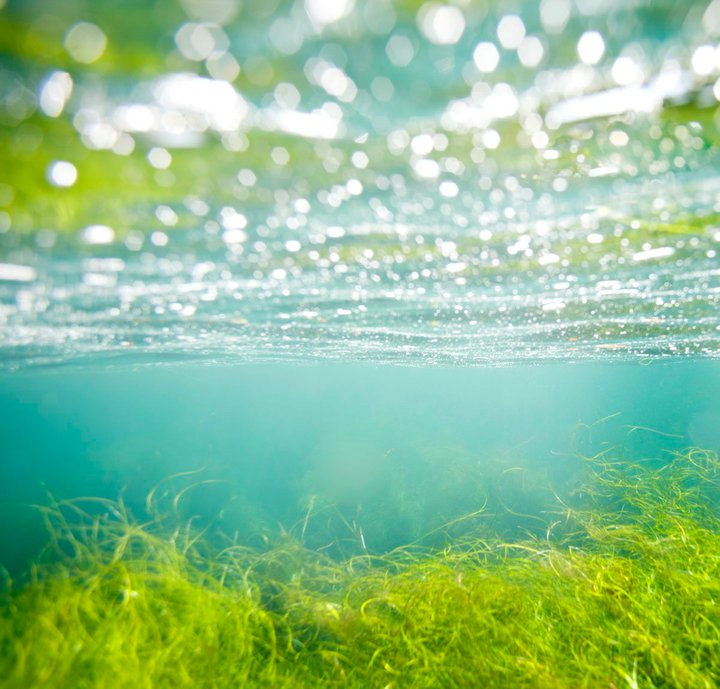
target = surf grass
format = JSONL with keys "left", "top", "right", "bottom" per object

{"left": 3, "top": 448, "right": 720, "bottom": 688}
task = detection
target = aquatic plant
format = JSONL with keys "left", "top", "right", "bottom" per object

{"left": 2, "top": 448, "right": 720, "bottom": 688}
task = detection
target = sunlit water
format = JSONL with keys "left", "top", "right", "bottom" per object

{"left": 1, "top": 0, "right": 720, "bottom": 366}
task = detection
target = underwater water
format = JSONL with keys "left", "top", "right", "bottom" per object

{"left": 2, "top": 358, "right": 718, "bottom": 575}
{"left": 2, "top": 359, "right": 720, "bottom": 688}
{"left": 3, "top": 0, "right": 720, "bottom": 686}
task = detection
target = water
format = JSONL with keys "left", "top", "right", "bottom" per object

{"left": 2, "top": 359, "right": 719, "bottom": 577}
{"left": 2, "top": 0, "right": 720, "bottom": 685}
{"left": 1, "top": 0, "right": 720, "bottom": 367}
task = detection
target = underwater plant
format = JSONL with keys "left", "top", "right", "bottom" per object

{"left": 2, "top": 448, "right": 720, "bottom": 688}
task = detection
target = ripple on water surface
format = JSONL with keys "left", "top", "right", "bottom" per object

{"left": 1, "top": 0, "right": 720, "bottom": 367}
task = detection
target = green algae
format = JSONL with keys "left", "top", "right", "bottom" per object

{"left": 3, "top": 448, "right": 720, "bottom": 688}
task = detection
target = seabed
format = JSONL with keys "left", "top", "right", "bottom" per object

{"left": 3, "top": 448, "right": 720, "bottom": 689}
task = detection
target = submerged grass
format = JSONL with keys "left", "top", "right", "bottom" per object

{"left": 3, "top": 449, "right": 720, "bottom": 688}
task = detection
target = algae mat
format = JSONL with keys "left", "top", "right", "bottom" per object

{"left": 3, "top": 448, "right": 720, "bottom": 689}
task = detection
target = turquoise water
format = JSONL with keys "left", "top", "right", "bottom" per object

{"left": 2, "top": 359, "right": 719, "bottom": 576}
{"left": 1, "top": 0, "right": 720, "bottom": 590}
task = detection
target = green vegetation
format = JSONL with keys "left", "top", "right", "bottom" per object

{"left": 2, "top": 448, "right": 720, "bottom": 688}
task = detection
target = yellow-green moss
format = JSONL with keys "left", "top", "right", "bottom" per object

{"left": 2, "top": 449, "right": 720, "bottom": 688}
